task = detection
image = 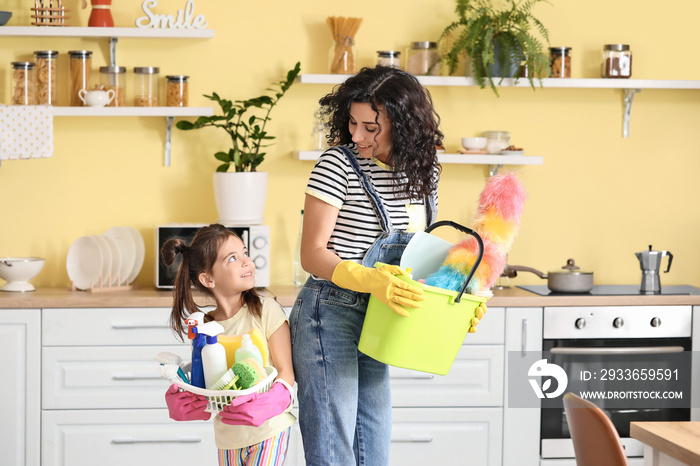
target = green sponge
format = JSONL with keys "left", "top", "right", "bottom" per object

{"left": 232, "top": 358, "right": 266, "bottom": 389}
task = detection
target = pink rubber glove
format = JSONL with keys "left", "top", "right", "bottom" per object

{"left": 165, "top": 384, "right": 211, "bottom": 421}
{"left": 219, "top": 382, "right": 292, "bottom": 427}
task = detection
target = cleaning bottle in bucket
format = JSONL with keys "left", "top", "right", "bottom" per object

{"left": 235, "top": 333, "right": 264, "bottom": 366}
{"left": 187, "top": 312, "right": 207, "bottom": 388}
{"left": 199, "top": 321, "right": 228, "bottom": 389}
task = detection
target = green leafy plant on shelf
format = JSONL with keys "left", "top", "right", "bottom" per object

{"left": 440, "top": 0, "right": 550, "bottom": 96}
{"left": 176, "top": 62, "right": 301, "bottom": 172}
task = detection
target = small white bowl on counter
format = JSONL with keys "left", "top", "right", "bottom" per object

{"left": 0, "top": 257, "right": 45, "bottom": 292}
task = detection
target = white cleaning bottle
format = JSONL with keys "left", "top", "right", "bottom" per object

{"left": 198, "top": 321, "right": 228, "bottom": 389}
{"left": 235, "top": 333, "right": 264, "bottom": 366}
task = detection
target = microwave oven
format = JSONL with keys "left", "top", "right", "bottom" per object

{"left": 155, "top": 224, "right": 270, "bottom": 289}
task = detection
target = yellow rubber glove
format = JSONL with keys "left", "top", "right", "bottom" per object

{"left": 331, "top": 261, "right": 424, "bottom": 317}
{"left": 468, "top": 302, "right": 488, "bottom": 333}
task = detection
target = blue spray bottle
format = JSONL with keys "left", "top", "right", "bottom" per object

{"left": 186, "top": 312, "right": 207, "bottom": 388}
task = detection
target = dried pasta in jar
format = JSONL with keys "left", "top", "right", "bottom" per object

{"left": 100, "top": 66, "right": 127, "bottom": 107}
{"left": 11, "top": 62, "right": 35, "bottom": 106}
{"left": 69, "top": 50, "right": 93, "bottom": 106}
{"left": 166, "top": 75, "right": 189, "bottom": 107}
{"left": 34, "top": 51, "right": 58, "bottom": 106}
{"left": 133, "top": 66, "right": 159, "bottom": 107}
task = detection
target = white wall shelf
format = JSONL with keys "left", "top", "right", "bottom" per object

{"left": 53, "top": 107, "right": 212, "bottom": 117}
{"left": 0, "top": 26, "right": 215, "bottom": 39}
{"left": 299, "top": 74, "right": 700, "bottom": 138}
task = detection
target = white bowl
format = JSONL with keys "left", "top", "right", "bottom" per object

{"left": 461, "top": 137, "right": 487, "bottom": 150}
{"left": 0, "top": 257, "right": 45, "bottom": 292}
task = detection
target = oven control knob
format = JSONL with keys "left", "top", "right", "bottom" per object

{"left": 575, "top": 318, "right": 586, "bottom": 329}
{"left": 613, "top": 317, "right": 624, "bottom": 328}
{"left": 650, "top": 317, "right": 662, "bottom": 327}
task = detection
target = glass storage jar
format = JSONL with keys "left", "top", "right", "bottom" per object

{"left": 329, "top": 37, "right": 356, "bottom": 74}
{"left": 406, "top": 41, "right": 440, "bottom": 76}
{"left": 99, "top": 66, "right": 126, "bottom": 107}
{"left": 34, "top": 51, "right": 57, "bottom": 105}
{"left": 11, "top": 62, "right": 35, "bottom": 105}
{"left": 602, "top": 44, "right": 632, "bottom": 78}
{"left": 165, "top": 75, "right": 188, "bottom": 107}
{"left": 133, "top": 66, "right": 159, "bottom": 107}
{"left": 376, "top": 50, "right": 401, "bottom": 68}
{"left": 69, "top": 50, "right": 92, "bottom": 106}
{"left": 482, "top": 130, "right": 511, "bottom": 154}
{"left": 550, "top": 47, "right": 572, "bottom": 78}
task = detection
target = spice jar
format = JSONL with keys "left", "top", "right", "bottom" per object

{"left": 34, "top": 51, "right": 57, "bottom": 105}
{"left": 11, "top": 62, "right": 35, "bottom": 106}
{"left": 99, "top": 66, "right": 126, "bottom": 107}
{"left": 602, "top": 44, "right": 632, "bottom": 78}
{"left": 133, "top": 66, "right": 159, "bottom": 107}
{"left": 165, "top": 75, "right": 188, "bottom": 107}
{"left": 550, "top": 47, "right": 571, "bottom": 78}
{"left": 69, "top": 50, "right": 92, "bottom": 106}
{"left": 376, "top": 51, "right": 401, "bottom": 68}
{"left": 482, "top": 130, "right": 511, "bottom": 154}
{"left": 406, "top": 41, "right": 440, "bottom": 76}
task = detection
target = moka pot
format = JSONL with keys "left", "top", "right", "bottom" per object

{"left": 635, "top": 245, "right": 673, "bottom": 294}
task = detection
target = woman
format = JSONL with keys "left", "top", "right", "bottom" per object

{"left": 289, "top": 65, "right": 443, "bottom": 466}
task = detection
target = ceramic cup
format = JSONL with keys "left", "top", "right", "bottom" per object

{"left": 78, "top": 89, "right": 115, "bottom": 107}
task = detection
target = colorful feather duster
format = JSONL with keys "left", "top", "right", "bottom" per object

{"left": 425, "top": 171, "right": 527, "bottom": 295}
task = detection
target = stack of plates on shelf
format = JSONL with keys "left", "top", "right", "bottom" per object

{"left": 67, "top": 226, "right": 145, "bottom": 290}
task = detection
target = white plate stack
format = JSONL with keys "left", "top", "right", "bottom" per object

{"left": 67, "top": 226, "right": 145, "bottom": 290}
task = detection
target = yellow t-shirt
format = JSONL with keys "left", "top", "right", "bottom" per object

{"left": 208, "top": 296, "right": 296, "bottom": 450}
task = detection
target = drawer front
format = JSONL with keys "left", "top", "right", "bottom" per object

{"left": 43, "top": 345, "right": 190, "bottom": 409}
{"left": 43, "top": 308, "right": 179, "bottom": 346}
{"left": 391, "top": 407, "right": 503, "bottom": 466}
{"left": 390, "top": 345, "right": 504, "bottom": 407}
{"left": 42, "top": 409, "right": 216, "bottom": 466}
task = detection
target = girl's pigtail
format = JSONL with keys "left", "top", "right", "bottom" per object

{"left": 162, "top": 238, "right": 195, "bottom": 341}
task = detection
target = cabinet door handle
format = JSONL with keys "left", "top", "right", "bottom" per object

{"left": 390, "top": 374, "right": 435, "bottom": 380}
{"left": 391, "top": 437, "right": 433, "bottom": 443}
{"left": 521, "top": 318, "right": 528, "bottom": 356}
{"left": 111, "top": 323, "right": 170, "bottom": 329}
{"left": 112, "top": 375, "right": 163, "bottom": 381}
{"left": 111, "top": 437, "right": 202, "bottom": 445}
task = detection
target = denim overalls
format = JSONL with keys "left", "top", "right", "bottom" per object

{"left": 289, "top": 146, "right": 436, "bottom": 466}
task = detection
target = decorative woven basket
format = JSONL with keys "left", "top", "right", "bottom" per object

{"left": 31, "top": 7, "right": 70, "bottom": 27}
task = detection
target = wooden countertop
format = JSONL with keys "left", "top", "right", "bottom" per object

{"left": 630, "top": 422, "right": 700, "bottom": 465}
{"left": 2, "top": 285, "right": 700, "bottom": 309}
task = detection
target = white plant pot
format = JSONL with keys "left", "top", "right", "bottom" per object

{"left": 213, "top": 171, "right": 268, "bottom": 225}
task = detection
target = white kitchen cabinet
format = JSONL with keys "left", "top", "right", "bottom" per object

{"left": 0, "top": 308, "right": 41, "bottom": 466}
{"left": 502, "top": 307, "right": 543, "bottom": 466}
{"left": 692, "top": 306, "right": 700, "bottom": 423}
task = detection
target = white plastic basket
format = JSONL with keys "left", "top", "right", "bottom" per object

{"left": 171, "top": 364, "right": 277, "bottom": 414}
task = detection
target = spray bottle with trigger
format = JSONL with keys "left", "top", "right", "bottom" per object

{"left": 186, "top": 312, "right": 206, "bottom": 388}
{"left": 198, "top": 321, "right": 228, "bottom": 389}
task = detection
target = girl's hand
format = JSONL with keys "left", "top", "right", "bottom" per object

{"left": 165, "top": 385, "right": 211, "bottom": 421}
{"left": 219, "top": 382, "right": 292, "bottom": 427}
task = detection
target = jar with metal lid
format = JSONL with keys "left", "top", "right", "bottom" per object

{"left": 34, "top": 51, "right": 57, "bottom": 105}
{"left": 482, "top": 130, "right": 511, "bottom": 154}
{"left": 377, "top": 51, "right": 401, "bottom": 68}
{"left": 550, "top": 47, "right": 571, "bottom": 78}
{"left": 133, "top": 66, "right": 159, "bottom": 107}
{"left": 602, "top": 44, "right": 632, "bottom": 78}
{"left": 100, "top": 66, "right": 126, "bottom": 107}
{"left": 165, "top": 75, "right": 188, "bottom": 107}
{"left": 329, "top": 36, "right": 356, "bottom": 74}
{"left": 69, "top": 50, "right": 92, "bottom": 106}
{"left": 11, "top": 62, "right": 35, "bottom": 105}
{"left": 406, "top": 41, "right": 440, "bottom": 76}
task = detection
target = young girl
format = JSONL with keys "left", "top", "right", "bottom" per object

{"left": 161, "top": 223, "right": 295, "bottom": 466}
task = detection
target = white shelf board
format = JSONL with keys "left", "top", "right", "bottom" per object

{"left": 0, "top": 26, "right": 214, "bottom": 39}
{"left": 53, "top": 106, "right": 213, "bottom": 117}
{"left": 297, "top": 150, "right": 543, "bottom": 166}
{"left": 299, "top": 74, "right": 700, "bottom": 90}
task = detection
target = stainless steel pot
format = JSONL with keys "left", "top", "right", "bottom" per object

{"left": 505, "top": 258, "right": 594, "bottom": 293}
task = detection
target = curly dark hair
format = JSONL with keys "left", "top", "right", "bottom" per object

{"left": 317, "top": 65, "right": 443, "bottom": 199}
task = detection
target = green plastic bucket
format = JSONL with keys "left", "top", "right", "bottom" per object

{"left": 358, "top": 221, "right": 487, "bottom": 375}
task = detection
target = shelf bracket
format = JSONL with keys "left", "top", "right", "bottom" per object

{"left": 164, "top": 116, "right": 174, "bottom": 167}
{"left": 109, "top": 37, "right": 118, "bottom": 67}
{"left": 489, "top": 164, "right": 504, "bottom": 177}
{"left": 622, "top": 88, "right": 641, "bottom": 138}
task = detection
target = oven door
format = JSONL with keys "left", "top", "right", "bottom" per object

{"left": 540, "top": 337, "right": 692, "bottom": 458}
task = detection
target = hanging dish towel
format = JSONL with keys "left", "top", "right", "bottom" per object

{"left": 0, "top": 105, "right": 54, "bottom": 160}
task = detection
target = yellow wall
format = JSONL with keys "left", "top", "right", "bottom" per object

{"left": 2, "top": 0, "right": 700, "bottom": 290}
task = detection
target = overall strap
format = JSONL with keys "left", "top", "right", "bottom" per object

{"left": 337, "top": 145, "right": 393, "bottom": 232}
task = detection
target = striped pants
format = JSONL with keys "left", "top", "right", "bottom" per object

{"left": 218, "top": 427, "right": 290, "bottom": 466}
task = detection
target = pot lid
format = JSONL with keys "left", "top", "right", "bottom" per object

{"left": 548, "top": 258, "right": 592, "bottom": 275}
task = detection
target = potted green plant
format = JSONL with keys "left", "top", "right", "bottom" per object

{"left": 440, "top": 0, "right": 550, "bottom": 96}
{"left": 176, "top": 62, "right": 301, "bottom": 224}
